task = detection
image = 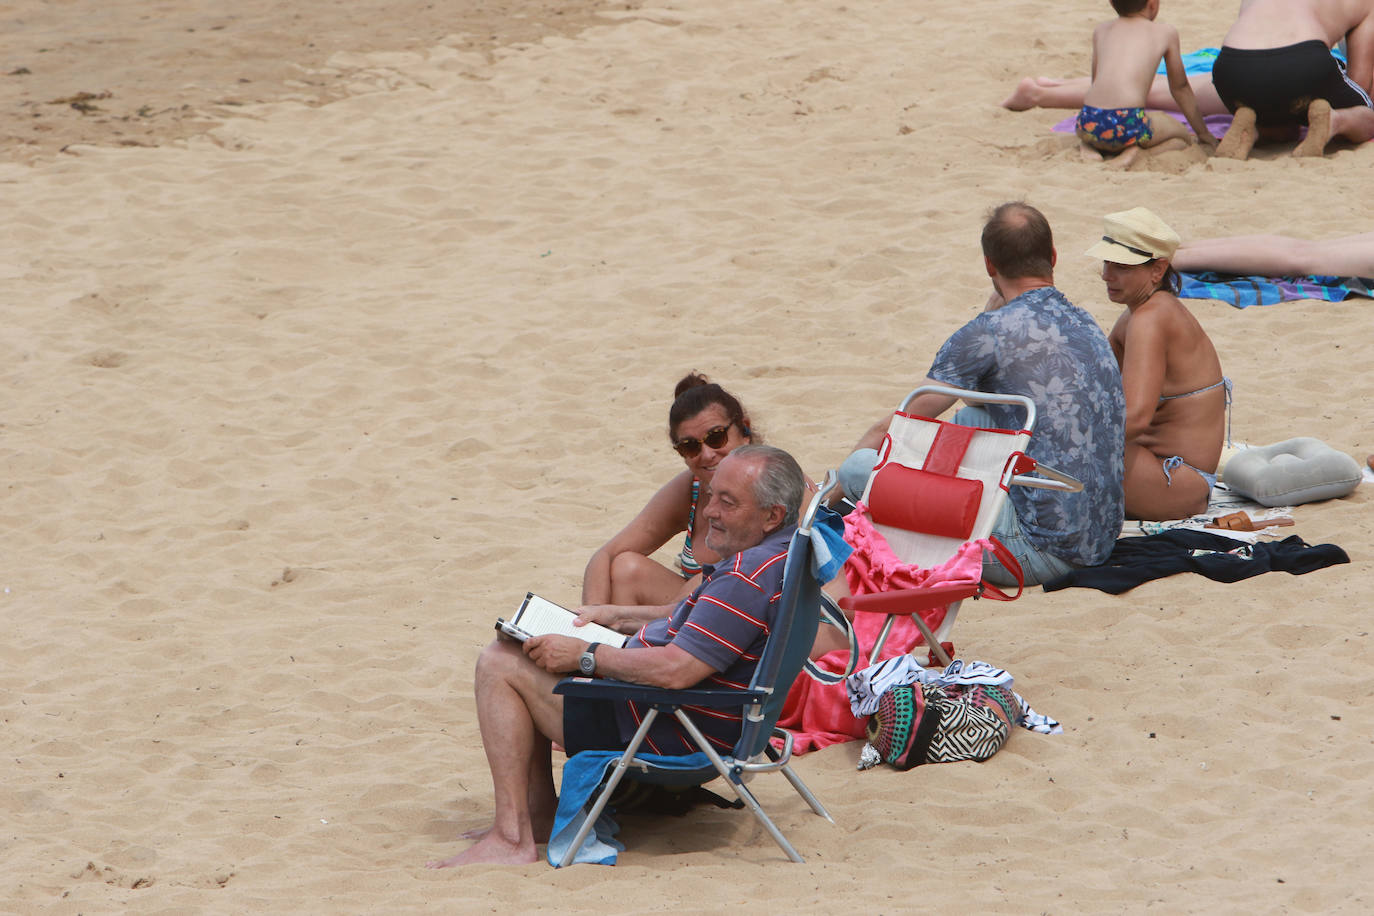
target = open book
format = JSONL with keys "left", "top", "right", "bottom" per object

{"left": 495, "top": 592, "right": 628, "bottom": 648}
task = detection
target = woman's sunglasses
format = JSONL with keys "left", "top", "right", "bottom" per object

{"left": 673, "top": 423, "right": 734, "bottom": 457}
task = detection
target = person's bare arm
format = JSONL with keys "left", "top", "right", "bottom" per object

{"left": 581, "top": 471, "right": 692, "bottom": 604}
{"left": 1344, "top": 14, "right": 1374, "bottom": 93}
{"left": 525, "top": 635, "right": 714, "bottom": 690}
{"left": 1163, "top": 31, "right": 1217, "bottom": 147}
{"left": 573, "top": 602, "right": 677, "bottom": 635}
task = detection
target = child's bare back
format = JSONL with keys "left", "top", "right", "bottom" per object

{"left": 1083, "top": 16, "right": 1180, "bottom": 109}
{"left": 1075, "top": 0, "right": 1217, "bottom": 165}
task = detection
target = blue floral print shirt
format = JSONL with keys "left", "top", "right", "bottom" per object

{"left": 928, "top": 286, "right": 1125, "bottom": 566}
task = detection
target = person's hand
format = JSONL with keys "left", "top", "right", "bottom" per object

{"left": 572, "top": 605, "right": 619, "bottom": 630}
{"left": 983, "top": 289, "right": 1007, "bottom": 312}
{"left": 524, "top": 634, "right": 587, "bottom": 673}
{"left": 1199, "top": 132, "right": 1219, "bottom": 150}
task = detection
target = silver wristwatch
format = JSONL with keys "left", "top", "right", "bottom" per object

{"left": 578, "top": 642, "right": 600, "bottom": 676}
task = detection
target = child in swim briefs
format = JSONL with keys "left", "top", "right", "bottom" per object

{"left": 1075, "top": 105, "right": 1154, "bottom": 152}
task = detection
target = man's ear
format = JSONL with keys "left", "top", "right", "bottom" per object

{"left": 763, "top": 504, "right": 787, "bottom": 533}
{"left": 1049, "top": 246, "right": 1058, "bottom": 269}
{"left": 983, "top": 254, "right": 997, "bottom": 278}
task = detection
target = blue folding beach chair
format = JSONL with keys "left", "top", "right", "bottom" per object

{"left": 551, "top": 474, "right": 844, "bottom": 865}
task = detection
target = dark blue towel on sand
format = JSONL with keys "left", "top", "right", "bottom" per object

{"left": 1177, "top": 271, "right": 1374, "bottom": 308}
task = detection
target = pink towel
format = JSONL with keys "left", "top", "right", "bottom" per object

{"left": 778, "top": 505, "right": 988, "bottom": 753}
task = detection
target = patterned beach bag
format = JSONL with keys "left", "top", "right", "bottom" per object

{"left": 865, "top": 682, "right": 1017, "bottom": 770}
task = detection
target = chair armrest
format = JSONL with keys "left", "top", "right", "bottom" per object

{"left": 554, "top": 677, "right": 768, "bottom": 708}
{"left": 838, "top": 581, "right": 979, "bottom": 615}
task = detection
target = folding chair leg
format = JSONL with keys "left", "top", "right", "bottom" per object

{"left": 780, "top": 764, "right": 833, "bottom": 822}
{"left": 728, "top": 780, "right": 805, "bottom": 863}
{"left": 557, "top": 709, "right": 659, "bottom": 868}
{"left": 908, "top": 599, "right": 959, "bottom": 667}
{"left": 673, "top": 710, "right": 806, "bottom": 863}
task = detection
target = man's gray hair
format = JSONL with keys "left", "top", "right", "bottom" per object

{"left": 731, "top": 444, "right": 805, "bottom": 524}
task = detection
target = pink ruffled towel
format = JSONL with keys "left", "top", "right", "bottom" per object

{"left": 778, "top": 503, "right": 989, "bottom": 752}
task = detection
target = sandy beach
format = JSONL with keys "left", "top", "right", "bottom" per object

{"left": 2, "top": 0, "right": 1371, "bottom": 910}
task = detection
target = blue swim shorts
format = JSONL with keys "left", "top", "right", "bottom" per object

{"left": 1075, "top": 105, "right": 1154, "bottom": 152}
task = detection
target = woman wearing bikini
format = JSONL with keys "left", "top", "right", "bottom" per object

{"left": 580, "top": 372, "right": 758, "bottom": 606}
{"left": 1089, "top": 207, "right": 1229, "bottom": 521}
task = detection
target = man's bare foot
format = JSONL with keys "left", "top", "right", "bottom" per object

{"left": 426, "top": 831, "right": 539, "bottom": 868}
{"left": 1216, "top": 105, "right": 1257, "bottom": 160}
{"left": 1366, "top": 453, "right": 1373, "bottom": 471}
{"left": 1293, "top": 99, "right": 1331, "bottom": 157}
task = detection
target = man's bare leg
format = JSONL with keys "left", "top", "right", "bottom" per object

{"left": 459, "top": 749, "right": 557, "bottom": 841}
{"left": 1216, "top": 105, "right": 1258, "bottom": 159}
{"left": 1293, "top": 99, "right": 1332, "bottom": 156}
{"left": 427, "top": 640, "right": 565, "bottom": 868}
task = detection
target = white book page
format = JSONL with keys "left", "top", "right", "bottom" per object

{"left": 513, "top": 594, "right": 628, "bottom": 648}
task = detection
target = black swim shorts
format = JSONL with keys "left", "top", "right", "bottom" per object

{"left": 561, "top": 695, "right": 627, "bottom": 756}
{"left": 1212, "top": 40, "right": 1374, "bottom": 127}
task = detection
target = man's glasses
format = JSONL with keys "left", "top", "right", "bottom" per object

{"left": 672, "top": 423, "right": 734, "bottom": 457}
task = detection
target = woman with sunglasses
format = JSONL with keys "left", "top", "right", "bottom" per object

{"left": 580, "top": 372, "right": 756, "bottom": 606}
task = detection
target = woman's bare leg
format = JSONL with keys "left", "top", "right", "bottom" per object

{"left": 607, "top": 550, "right": 695, "bottom": 605}
{"left": 1174, "top": 234, "right": 1374, "bottom": 277}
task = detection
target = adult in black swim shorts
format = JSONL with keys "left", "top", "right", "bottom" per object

{"left": 1212, "top": 40, "right": 1374, "bottom": 126}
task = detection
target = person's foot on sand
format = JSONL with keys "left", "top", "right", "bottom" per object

{"left": 426, "top": 829, "right": 540, "bottom": 868}
{"left": 1216, "top": 105, "right": 1257, "bottom": 160}
{"left": 1294, "top": 99, "right": 1332, "bottom": 157}
{"left": 1002, "top": 76, "right": 1062, "bottom": 111}
{"left": 1367, "top": 453, "right": 1373, "bottom": 471}
{"left": 1104, "top": 145, "right": 1142, "bottom": 170}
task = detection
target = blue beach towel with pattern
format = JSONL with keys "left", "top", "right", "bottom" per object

{"left": 1177, "top": 272, "right": 1374, "bottom": 308}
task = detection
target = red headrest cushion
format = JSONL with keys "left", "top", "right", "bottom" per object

{"left": 866, "top": 463, "right": 983, "bottom": 540}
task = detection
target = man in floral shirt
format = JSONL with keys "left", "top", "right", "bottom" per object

{"left": 843, "top": 201, "right": 1125, "bottom": 586}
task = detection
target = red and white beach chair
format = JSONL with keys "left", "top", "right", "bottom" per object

{"left": 838, "top": 384, "right": 1082, "bottom": 665}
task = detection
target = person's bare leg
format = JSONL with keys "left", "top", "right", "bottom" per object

{"left": 607, "top": 550, "right": 695, "bottom": 605}
{"left": 1293, "top": 99, "right": 1332, "bottom": 157}
{"left": 427, "top": 640, "right": 565, "bottom": 868}
{"left": 1327, "top": 104, "right": 1374, "bottom": 144}
{"left": 1216, "top": 105, "right": 1258, "bottom": 159}
{"left": 1174, "top": 234, "right": 1374, "bottom": 277}
{"left": 1105, "top": 145, "right": 1142, "bottom": 169}
{"left": 1079, "top": 139, "right": 1106, "bottom": 162}
{"left": 1002, "top": 76, "right": 1092, "bottom": 110}
{"left": 459, "top": 749, "right": 557, "bottom": 841}
{"left": 1003, "top": 74, "right": 1224, "bottom": 115}
{"left": 1123, "top": 443, "right": 1210, "bottom": 522}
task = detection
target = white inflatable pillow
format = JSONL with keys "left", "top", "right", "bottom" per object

{"left": 1222, "top": 437, "right": 1362, "bottom": 507}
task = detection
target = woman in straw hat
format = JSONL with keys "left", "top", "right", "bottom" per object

{"left": 1088, "top": 207, "right": 1229, "bottom": 521}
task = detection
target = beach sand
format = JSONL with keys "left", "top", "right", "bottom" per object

{"left": 1, "top": 0, "right": 1371, "bottom": 910}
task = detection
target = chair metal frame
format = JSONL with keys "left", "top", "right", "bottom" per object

{"left": 839, "top": 385, "right": 1081, "bottom": 663}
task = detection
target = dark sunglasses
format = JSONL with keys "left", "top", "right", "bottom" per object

{"left": 672, "top": 423, "right": 734, "bottom": 457}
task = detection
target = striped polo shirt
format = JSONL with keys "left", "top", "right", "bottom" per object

{"left": 614, "top": 523, "right": 795, "bottom": 756}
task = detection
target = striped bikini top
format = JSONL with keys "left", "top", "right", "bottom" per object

{"left": 675, "top": 477, "right": 703, "bottom": 576}
{"left": 1159, "top": 375, "right": 1233, "bottom": 446}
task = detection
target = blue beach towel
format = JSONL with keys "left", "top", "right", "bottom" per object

{"left": 547, "top": 750, "right": 712, "bottom": 867}
{"left": 1177, "top": 271, "right": 1374, "bottom": 308}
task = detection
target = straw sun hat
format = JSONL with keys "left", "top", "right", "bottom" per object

{"left": 1084, "top": 206, "right": 1180, "bottom": 265}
